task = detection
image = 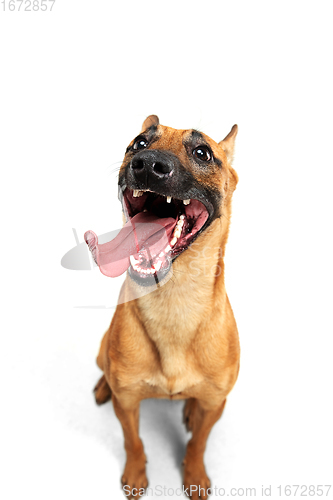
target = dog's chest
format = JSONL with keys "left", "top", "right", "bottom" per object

{"left": 136, "top": 278, "right": 214, "bottom": 396}
{"left": 140, "top": 314, "right": 205, "bottom": 396}
{"left": 143, "top": 346, "right": 204, "bottom": 397}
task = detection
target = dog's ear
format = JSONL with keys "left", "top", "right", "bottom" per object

{"left": 141, "top": 115, "right": 159, "bottom": 132}
{"left": 226, "top": 164, "right": 239, "bottom": 194}
{"left": 220, "top": 125, "right": 239, "bottom": 193}
{"left": 219, "top": 124, "right": 238, "bottom": 165}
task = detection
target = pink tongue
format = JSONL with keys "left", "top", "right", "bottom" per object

{"left": 84, "top": 212, "right": 177, "bottom": 278}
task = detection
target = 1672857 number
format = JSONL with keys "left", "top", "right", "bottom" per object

{"left": 277, "top": 485, "right": 331, "bottom": 496}
{"left": 1, "top": 0, "right": 56, "bottom": 11}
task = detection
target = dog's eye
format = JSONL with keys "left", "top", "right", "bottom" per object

{"left": 193, "top": 146, "right": 212, "bottom": 162}
{"left": 133, "top": 137, "right": 149, "bottom": 150}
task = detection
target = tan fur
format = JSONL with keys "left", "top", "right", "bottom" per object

{"left": 94, "top": 117, "right": 240, "bottom": 499}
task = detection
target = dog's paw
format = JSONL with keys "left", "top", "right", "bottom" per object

{"left": 93, "top": 375, "right": 111, "bottom": 405}
{"left": 121, "top": 456, "right": 148, "bottom": 498}
{"left": 183, "top": 461, "right": 211, "bottom": 500}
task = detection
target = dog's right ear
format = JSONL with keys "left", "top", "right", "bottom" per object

{"left": 141, "top": 115, "right": 159, "bottom": 132}
{"left": 219, "top": 124, "right": 238, "bottom": 165}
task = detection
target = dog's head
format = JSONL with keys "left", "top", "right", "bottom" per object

{"left": 118, "top": 115, "right": 238, "bottom": 286}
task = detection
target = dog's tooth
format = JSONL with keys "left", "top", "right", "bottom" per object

{"left": 159, "top": 251, "right": 164, "bottom": 258}
{"left": 165, "top": 245, "right": 171, "bottom": 253}
{"left": 170, "top": 237, "right": 177, "bottom": 246}
{"left": 180, "top": 214, "right": 185, "bottom": 220}
{"left": 183, "top": 199, "right": 191, "bottom": 205}
{"left": 166, "top": 196, "right": 172, "bottom": 203}
{"left": 133, "top": 190, "right": 144, "bottom": 197}
{"left": 174, "top": 223, "right": 183, "bottom": 234}
{"left": 173, "top": 224, "right": 181, "bottom": 236}
{"left": 154, "top": 260, "right": 162, "bottom": 271}
{"left": 129, "top": 255, "right": 137, "bottom": 267}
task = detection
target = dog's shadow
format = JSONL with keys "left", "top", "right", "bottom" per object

{"left": 47, "top": 353, "right": 189, "bottom": 475}
{"left": 140, "top": 398, "right": 188, "bottom": 467}
{"left": 93, "top": 396, "right": 188, "bottom": 470}
{"left": 78, "top": 368, "right": 188, "bottom": 469}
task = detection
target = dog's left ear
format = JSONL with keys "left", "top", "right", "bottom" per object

{"left": 141, "top": 115, "right": 159, "bottom": 132}
{"left": 219, "top": 124, "right": 238, "bottom": 165}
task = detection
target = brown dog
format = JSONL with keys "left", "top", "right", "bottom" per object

{"left": 92, "top": 115, "right": 240, "bottom": 499}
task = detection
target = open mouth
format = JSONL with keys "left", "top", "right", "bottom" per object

{"left": 121, "top": 187, "right": 210, "bottom": 286}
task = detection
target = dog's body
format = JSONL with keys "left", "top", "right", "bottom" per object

{"left": 92, "top": 116, "right": 239, "bottom": 499}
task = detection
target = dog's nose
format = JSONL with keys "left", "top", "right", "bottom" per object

{"left": 131, "top": 150, "right": 174, "bottom": 182}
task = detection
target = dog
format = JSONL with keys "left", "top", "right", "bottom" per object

{"left": 87, "top": 115, "right": 240, "bottom": 499}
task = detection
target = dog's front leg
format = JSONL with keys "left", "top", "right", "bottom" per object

{"left": 183, "top": 398, "right": 226, "bottom": 500}
{"left": 112, "top": 394, "right": 148, "bottom": 496}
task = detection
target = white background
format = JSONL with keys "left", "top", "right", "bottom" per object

{"left": 1, "top": 1, "right": 332, "bottom": 499}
